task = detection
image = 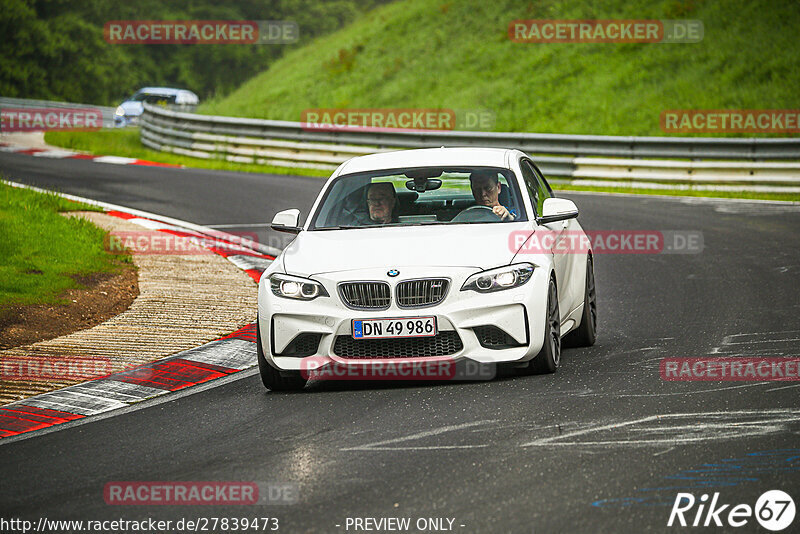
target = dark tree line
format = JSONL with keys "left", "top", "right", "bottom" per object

{"left": 1, "top": 0, "right": 386, "bottom": 105}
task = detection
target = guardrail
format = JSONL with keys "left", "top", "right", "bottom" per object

{"left": 0, "top": 96, "right": 117, "bottom": 129}
{"left": 141, "top": 104, "right": 800, "bottom": 192}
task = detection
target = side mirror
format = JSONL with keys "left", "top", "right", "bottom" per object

{"left": 271, "top": 208, "right": 302, "bottom": 234}
{"left": 539, "top": 198, "right": 579, "bottom": 225}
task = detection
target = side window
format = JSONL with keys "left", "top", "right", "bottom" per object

{"left": 519, "top": 160, "right": 540, "bottom": 217}
{"left": 530, "top": 163, "right": 552, "bottom": 215}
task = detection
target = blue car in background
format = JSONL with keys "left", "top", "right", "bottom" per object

{"left": 114, "top": 87, "right": 199, "bottom": 127}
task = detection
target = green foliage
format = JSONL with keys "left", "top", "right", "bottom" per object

{"left": 202, "top": 0, "right": 800, "bottom": 136}
{"left": 1, "top": 0, "right": 387, "bottom": 105}
{"left": 0, "top": 181, "right": 127, "bottom": 308}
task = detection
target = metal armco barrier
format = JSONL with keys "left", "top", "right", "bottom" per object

{"left": 140, "top": 103, "right": 800, "bottom": 191}
{"left": 0, "top": 96, "right": 117, "bottom": 129}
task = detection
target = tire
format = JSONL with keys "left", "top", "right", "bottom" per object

{"left": 256, "top": 318, "right": 307, "bottom": 391}
{"left": 529, "top": 277, "right": 561, "bottom": 374}
{"left": 564, "top": 255, "right": 597, "bottom": 348}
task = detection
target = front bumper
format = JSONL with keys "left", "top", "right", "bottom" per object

{"left": 114, "top": 115, "right": 139, "bottom": 127}
{"left": 258, "top": 265, "right": 551, "bottom": 371}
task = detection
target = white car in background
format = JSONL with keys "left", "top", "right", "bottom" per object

{"left": 114, "top": 87, "right": 199, "bottom": 126}
{"left": 257, "top": 147, "right": 597, "bottom": 391}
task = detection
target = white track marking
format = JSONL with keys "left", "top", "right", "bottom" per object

{"left": 522, "top": 409, "right": 800, "bottom": 447}
{"left": 653, "top": 447, "right": 675, "bottom": 456}
{"left": 68, "top": 380, "right": 169, "bottom": 403}
{"left": 726, "top": 330, "right": 800, "bottom": 339}
{"left": 0, "top": 368, "right": 260, "bottom": 446}
{"left": 180, "top": 338, "right": 257, "bottom": 370}
{"left": 609, "top": 382, "right": 773, "bottom": 397}
{"left": 12, "top": 389, "right": 128, "bottom": 416}
{"left": 226, "top": 254, "right": 274, "bottom": 272}
{"left": 342, "top": 420, "right": 496, "bottom": 451}
{"left": 765, "top": 383, "right": 800, "bottom": 393}
{"left": 710, "top": 330, "right": 800, "bottom": 356}
{"left": 127, "top": 217, "right": 174, "bottom": 230}
{"left": 92, "top": 155, "right": 138, "bottom": 165}
{"left": 340, "top": 410, "right": 800, "bottom": 452}
{"left": 521, "top": 415, "right": 659, "bottom": 447}
{"left": 723, "top": 338, "right": 800, "bottom": 345}
{"left": 32, "top": 149, "right": 80, "bottom": 158}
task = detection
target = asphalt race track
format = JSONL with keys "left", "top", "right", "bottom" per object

{"left": 2, "top": 151, "right": 800, "bottom": 533}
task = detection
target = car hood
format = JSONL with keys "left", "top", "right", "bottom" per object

{"left": 282, "top": 223, "right": 527, "bottom": 276}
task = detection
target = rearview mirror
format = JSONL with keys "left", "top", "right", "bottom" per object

{"left": 271, "top": 209, "right": 302, "bottom": 234}
{"left": 405, "top": 178, "right": 442, "bottom": 192}
{"left": 539, "top": 198, "right": 579, "bottom": 225}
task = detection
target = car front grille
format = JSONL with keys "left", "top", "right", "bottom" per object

{"left": 338, "top": 282, "right": 391, "bottom": 310}
{"left": 473, "top": 325, "right": 526, "bottom": 349}
{"left": 396, "top": 278, "right": 449, "bottom": 308}
{"left": 333, "top": 331, "right": 463, "bottom": 359}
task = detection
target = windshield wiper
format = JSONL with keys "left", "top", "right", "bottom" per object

{"left": 314, "top": 225, "right": 363, "bottom": 231}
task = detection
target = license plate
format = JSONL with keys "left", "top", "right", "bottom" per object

{"left": 352, "top": 317, "right": 437, "bottom": 340}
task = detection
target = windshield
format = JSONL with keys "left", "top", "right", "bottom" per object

{"left": 309, "top": 166, "right": 527, "bottom": 230}
{"left": 130, "top": 92, "right": 177, "bottom": 104}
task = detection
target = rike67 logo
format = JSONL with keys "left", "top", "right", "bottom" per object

{"left": 668, "top": 490, "right": 795, "bottom": 531}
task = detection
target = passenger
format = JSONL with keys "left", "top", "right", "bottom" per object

{"left": 366, "top": 182, "right": 399, "bottom": 224}
{"left": 469, "top": 170, "right": 514, "bottom": 220}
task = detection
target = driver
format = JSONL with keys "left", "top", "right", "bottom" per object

{"left": 469, "top": 170, "right": 515, "bottom": 221}
{"left": 365, "top": 182, "right": 399, "bottom": 224}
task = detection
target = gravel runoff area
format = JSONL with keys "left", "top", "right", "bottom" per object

{"left": 0, "top": 211, "right": 258, "bottom": 405}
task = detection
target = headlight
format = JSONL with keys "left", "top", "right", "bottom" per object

{"left": 461, "top": 263, "right": 535, "bottom": 293}
{"left": 270, "top": 273, "right": 329, "bottom": 300}
{"left": 115, "top": 106, "right": 125, "bottom": 117}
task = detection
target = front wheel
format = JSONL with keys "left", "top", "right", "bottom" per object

{"left": 256, "top": 318, "right": 307, "bottom": 391}
{"left": 529, "top": 277, "right": 561, "bottom": 374}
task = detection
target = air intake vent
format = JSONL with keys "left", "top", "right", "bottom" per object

{"left": 277, "top": 333, "right": 322, "bottom": 357}
{"left": 473, "top": 325, "right": 526, "bottom": 350}
{"left": 333, "top": 331, "right": 463, "bottom": 359}
{"left": 396, "top": 278, "right": 449, "bottom": 308}
{"left": 338, "top": 281, "right": 391, "bottom": 310}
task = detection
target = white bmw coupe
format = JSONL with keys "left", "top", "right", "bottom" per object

{"left": 257, "top": 148, "right": 596, "bottom": 391}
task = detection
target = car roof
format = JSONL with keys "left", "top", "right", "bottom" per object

{"left": 135, "top": 87, "right": 196, "bottom": 96}
{"left": 337, "top": 147, "right": 516, "bottom": 175}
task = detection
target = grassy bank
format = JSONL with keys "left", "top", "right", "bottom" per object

{"left": 201, "top": 0, "right": 800, "bottom": 137}
{"left": 0, "top": 182, "right": 130, "bottom": 309}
